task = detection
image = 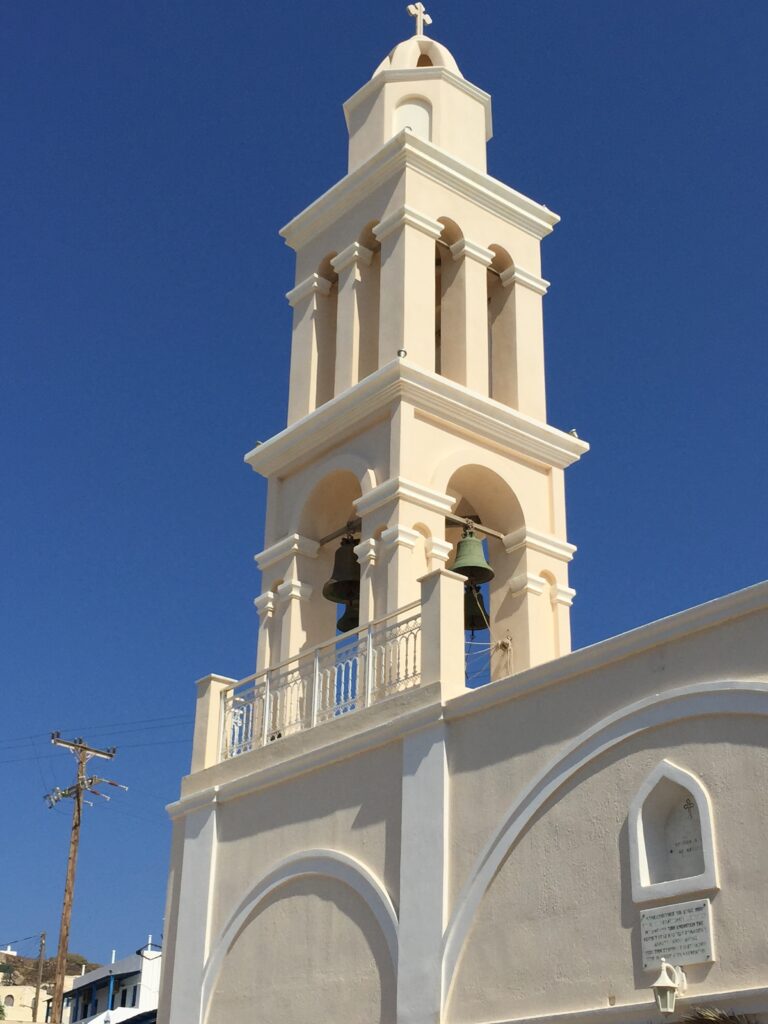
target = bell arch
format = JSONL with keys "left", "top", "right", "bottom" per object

{"left": 629, "top": 759, "right": 718, "bottom": 903}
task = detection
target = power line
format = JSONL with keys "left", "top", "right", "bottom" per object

{"left": 3, "top": 712, "right": 194, "bottom": 749}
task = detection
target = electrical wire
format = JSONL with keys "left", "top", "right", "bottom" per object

{"left": 3, "top": 712, "right": 195, "bottom": 750}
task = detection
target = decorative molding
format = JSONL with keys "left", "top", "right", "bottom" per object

{"left": 200, "top": 849, "right": 399, "bottom": 1024}
{"left": 503, "top": 527, "right": 576, "bottom": 563}
{"left": 550, "top": 584, "right": 576, "bottom": 607}
{"left": 331, "top": 241, "right": 374, "bottom": 275}
{"left": 253, "top": 591, "right": 276, "bottom": 619}
{"left": 354, "top": 476, "right": 456, "bottom": 519}
{"left": 499, "top": 265, "right": 550, "bottom": 295}
{"left": 254, "top": 534, "right": 320, "bottom": 572}
{"left": 245, "top": 360, "right": 589, "bottom": 480}
{"left": 373, "top": 204, "right": 443, "bottom": 243}
{"left": 426, "top": 537, "right": 453, "bottom": 566}
{"left": 380, "top": 525, "right": 421, "bottom": 551}
{"left": 280, "top": 132, "right": 560, "bottom": 251}
{"left": 275, "top": 579, "right": 313, "bottom": 603}
{"left": 628, "top": 759, "right": 719, "bottom": 904}
{"left": 344, "top": 65, "right": 493, "bottom": 139}
{"left": 285, "top": 273, "right": 332, "bottom": 308}
{"left": 508, "top": 573, "right": 547, "bottom": 597}
{"left": 442, "top": 680, "right": 768, "bottom": 1005}
{"left": 449, "top": 238, "right": 494, "bottom": 266}
{"left": 353, "top": 537, "right": 378, "bottom": 567}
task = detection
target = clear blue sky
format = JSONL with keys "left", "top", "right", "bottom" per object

{"left": 1, "top": 0, "right": 767, "bottom": 965}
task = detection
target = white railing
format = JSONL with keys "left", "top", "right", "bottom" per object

{"left": 220, "top": 604, "right": 422, "bottom": 761}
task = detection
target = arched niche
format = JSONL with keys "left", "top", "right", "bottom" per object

{"left": 629, "top": 759, "right": 718, "bottom": 903}
{"left": 434, "top": 218, "right": 464, "bottom": 381}
{"left": 394, "top": 96, "right": 432, "bottom": 142}
{"left": 357, "top": 221, "right": 381, "bottom": 381}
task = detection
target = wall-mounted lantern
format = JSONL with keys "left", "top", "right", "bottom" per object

{"left": 651, "top": 959, "right": 687, "bottom": 1015}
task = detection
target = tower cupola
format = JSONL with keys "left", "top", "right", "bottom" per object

{"left": 343, "top": 9, "right": 492, "bottom": 173}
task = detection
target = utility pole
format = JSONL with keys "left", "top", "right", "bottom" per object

{"left": 31, "top": 931, "right": 46, "bottom": 1023}
{"left": 45, "top": 734, "right": 127, "bottom": 1024}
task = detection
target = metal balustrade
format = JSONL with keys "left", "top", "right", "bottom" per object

{"left": 220, "top": 605, "right": 422, "bottom": 761}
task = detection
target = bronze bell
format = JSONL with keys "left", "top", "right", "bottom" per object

{"left": 337, "top": 601, "right": 359, "bottom": 634}
{"left": 452, "top": 527, "right": 495, "bottom": 585}
{"left": 465, "top": 583, "right": 489, "bottom": 635}
{"left": 322, "top": 535, "right": 361, "bottom": 605}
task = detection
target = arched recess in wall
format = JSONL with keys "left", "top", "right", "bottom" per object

{"left": 299, "top": 469, "right": 364, "bottom": 643}
{"left": 202, "top": 850, "right": 398, "bottom": 1024}
{"left": 393, "top": 95, "right": 432, "bottom": 141}
{"left": 629, "top": 759, "right": 718, "bottom": 903}
{"left": 358, "top": 222, "right": 381, "bottom": 381}
{"left": 487, "top": 245, "right": 516, "bottom": 407}
{"left": 315, "top": 254, "right": 338, "bottom": 408}
{"left": 435, "top": 218, "right": 464, "bottom": 381}
{"left": 444, "top": 463, "right": 525, "bottom": 681}
{"left": 539, "top": 570, "right": 561, "bottom": 658}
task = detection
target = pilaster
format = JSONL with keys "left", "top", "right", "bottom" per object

{"left": 332, "top": 242, "right": 374, "bottom": 394}
{"left": 441, "top": 238, "right": 493, "bottom": 395}
{"left": 285, "top": 273, "right": 333, "bottom": 424}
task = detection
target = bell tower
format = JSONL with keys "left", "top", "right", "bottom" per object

{"left": 247, "top": 9, "right": 588, "bottom": 683}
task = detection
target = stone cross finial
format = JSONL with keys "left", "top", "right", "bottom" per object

{"left": 407, "top": 2, "right": 432, "bottom": 36}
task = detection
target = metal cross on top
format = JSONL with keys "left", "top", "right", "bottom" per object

{"left": 407, "top": 2, "right": 432, "bottom": 36}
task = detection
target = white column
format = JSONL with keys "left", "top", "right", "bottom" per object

{"left": 397, "top": 724, "right": 449, "bottom": 1024}
{"left": 419, "top": 569, "right": 465, "bottom": 700}
{"left": 253, "top": 591, "right": 275, "bottom": 672}
{"left": 332, "top": 242, "right": 373, "bottom": 393}
{"left": 497, "top": 265, "right": 549, "bottom": 420}
{"left": 167, "top": 797, "right": 219, "bottom": 1024}
{"left": 275, "top": 579, "right": 313, "bottom": 662}
{"left": 354, "top": 537, "right": 377, "bottom": 626}
{"left": 285, "top": 273, "right": 332, "bottom": 424}
{"left": 441, "top": 239, "right": 493, "bottom": 394}
{"left": 380, "top": 525, "right": 421, "bottom": 613}
{"left": 374, "top": 206, "right": 442, "bottom": 371}
{"left": 190, "top": 675, "right": 235, "bottom": 774}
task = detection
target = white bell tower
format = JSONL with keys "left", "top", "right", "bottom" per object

{"left": 247, "top": 10, "right": 588, "bottom": 682}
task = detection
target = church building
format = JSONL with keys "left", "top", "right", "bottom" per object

{"left": 157, "top": 8, "right": 768, "bottom": 1024}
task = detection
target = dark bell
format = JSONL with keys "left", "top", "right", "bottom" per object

{"left": 465, "top": 584, "right": 489, "bottom": 634}
{"left": 322, "top": 536, "right": 361, "bottom": 605}
{"left": 337, "top": 601, "right": 359, "bottom": 634}
{"left": 452, "top": 528, "right": 495, "bottom": 585}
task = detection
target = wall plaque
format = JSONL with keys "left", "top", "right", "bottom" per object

{"left": 640, "top": 898, "right": 714, "bottom": 970}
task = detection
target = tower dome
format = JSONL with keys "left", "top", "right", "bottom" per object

{"left": 373, "top": 35, "right": 463, "bottom": 78}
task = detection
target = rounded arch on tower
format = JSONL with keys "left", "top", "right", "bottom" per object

{"left": 431, "top": 453, "right": 525, "bottom": 536}
{"left": 296, "top": 462, "right": 372, "bottom": 539}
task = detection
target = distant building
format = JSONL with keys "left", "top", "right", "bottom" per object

{"left": 57, "top": 943, "right": 160, "bottom": 1024}
{"left": 1, "top": 983, "right": 40, "bottom": 1023}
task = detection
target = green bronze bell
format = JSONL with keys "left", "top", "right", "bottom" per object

{"left": 337, "top": 601, "right": 359, "bottom": 634}
{"left": 452, "top": 527, "right": 494, "bottom": 585}
{"left": 322, "top": 535, "right": 361, "bottom": 605}
{"left": 465, "top": 583, "right": 489, "bottom": 635}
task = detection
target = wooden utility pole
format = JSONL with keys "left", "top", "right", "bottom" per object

{"left": 45, "top": 734, "right": 126, "bottom": 1024}
{"left": 31, "top": 931, "right": 46, "bottom": 1023}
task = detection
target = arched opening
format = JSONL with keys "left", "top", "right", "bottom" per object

{"left": 416, "top": 52, "right": 433, "bottom": 67}
{"left": 435, "top": 218, "right": 463, "bottom": 380}
{"left": 629, "top": 760, "right": 718, "bottom": 902}
{"left": 394, "top": 96, "right": 432, "bottom": 141}
{"left": 445, "top": 464, "right": 525, "bottom": 684}
{"left": 4, "top": 995, "right": 15, "bottom": 1007}
{"left": 358, "top": 222, "right": 381, "bottom": 381}
{"left": 487, "top": 245, "right": 516, "bottom": 406}
{"left": 299, "top": 470, "right": 363, "bottom": 645}
{"left": 315, "top": 254, "right": 338, "bottom": 408}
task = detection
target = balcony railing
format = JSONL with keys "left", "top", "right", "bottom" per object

{"left": 220, "top": 604, "right": 422, "bottom": 760}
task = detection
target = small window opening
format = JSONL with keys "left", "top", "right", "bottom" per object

{"left": 417, "top": 53, "right": 433, "bottom": 67}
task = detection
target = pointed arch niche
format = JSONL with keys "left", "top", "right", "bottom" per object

{"left": 629, "top": 759, "right": 719, "bottom": 903}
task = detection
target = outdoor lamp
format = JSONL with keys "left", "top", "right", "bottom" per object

{"left": 651, "top": 958, "right": 687, "bottom": 1015}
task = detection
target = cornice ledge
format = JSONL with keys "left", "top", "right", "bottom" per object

{"left": 354, "top": 476, "right": 456, "bottom": 519}
{"left": 253, "top": 591, "right": 276, "bottom": 618}
{"left": 285, "top": 273, "right": 332, "bottom": 308}
{"left": 450, "top": 238, "right": 494, "bottom": 266}
{"left": 353, "top": 538, "right": 377, "bottom": 566}
{"left": 280, "top": 132, "right": 560, "bottom": 250}
{"left": 500, "top": 265, "right": 550, "bottom": 295}
{"left": 503, "top": 526, "right": 577, "bottom": 562}
{"left": 275, "top": 580, "right": 313, "bottom": 603}
{"left": 331, "top": 242, "right": 374, "bottom": 275}
{"left": 374, "top": 204, "right": 443, "bottom": 243}
{"left": 254, "top": 534, "right": 320, "bottom": 571}
{"left": 551, "top": 584, "right": 576, "bottom": 607}
{"left": 509, "top": 573, "right": 547, "bottom": 597}
{"left": 245, "top": 361, "right": 590, "bottom": 478}
{"left": 380, "top": 525, "right": 421, "bottom": 551}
